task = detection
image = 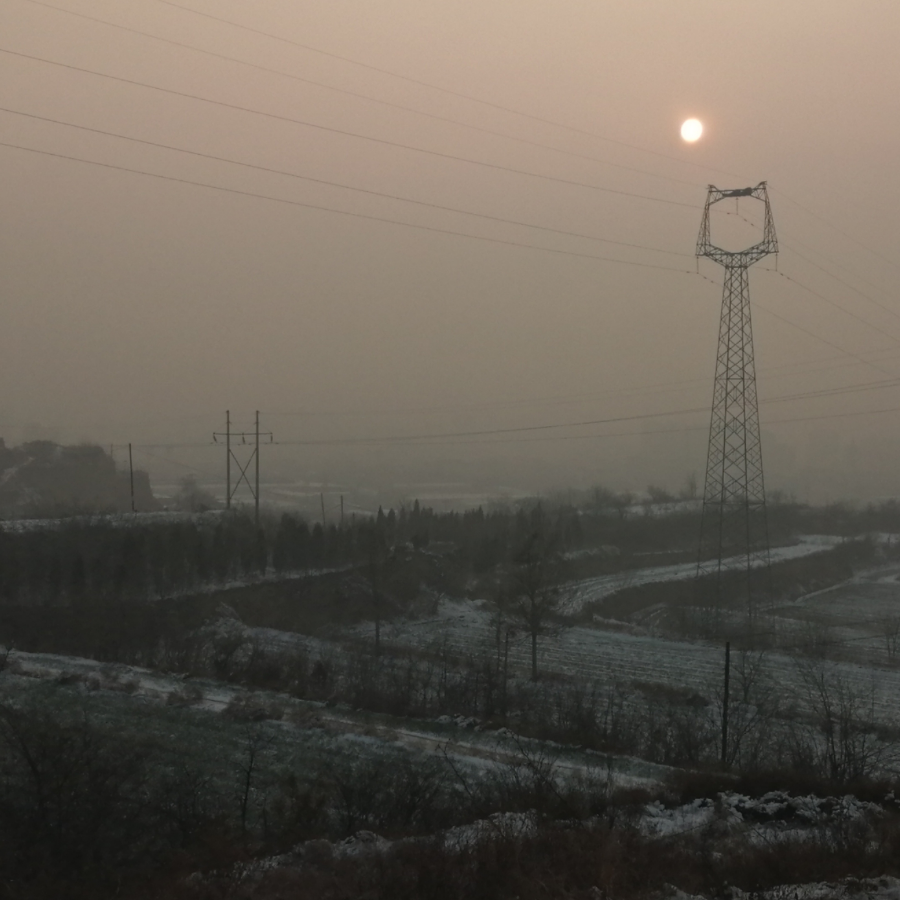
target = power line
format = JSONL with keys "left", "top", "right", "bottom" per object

{"left": 759, "top": 268, "right": 900, "bottom": 351}
{"left": 775, "top": 229, "right": 896, "bottom": 308}
{"left": 13, "top": 26, "right": 891, "bottom": 356}
{"left": 766, "top": 402, "right": 900, "bottom": 428}
{"left": 261, "top": 372, "right": 900, "bottom": 428}
{"left": 262, "top": 346, "right": 900, "bottom": 422}
{"left": 267, "top": 405, "right": 711, "bottom": 447}
{"left": 0, "top": 47, "right": 698, "bottom": 210}
{"left": 0, "top": 107, "right": 690, "bottom": 259}
{"left": 764, "top": 376, "right": 900, "bottom": 405}
{"left": 157, "top": 0, "right": 893, "bottom": 310}
{"left": 17, "top": 0, "right": 703, "bottom": 191}
{"left": 133, "top": 447, "right": 204, "bottom": 471}
{"left": 782, "top": 243, "right": 900, "bottom": 327}
{"left": 0, "top": 140, "right": 697, "bottom": 273}
{"left": 715, "top": 207, "right": 900, "bottom": 334}
{"left": 414, "top": 400, "right": 900, "bottom": 446}
{"left": 711, "top": 208, "right": 900, "bottom": 344}
{"left": 119, "top": 352, "right": 900, "bottom": 452}
{"left": 263, "top": 381, "right": 900, "bottom": 447}
{"left": 17, "top": 5, "right": 892, "bottom": 350}
{"left": 695, "top": 267, "right": 898, "bottom": 379}
{"left": 118, "top": 391, "right": 900, "bottom": 456}
{"left": 752, "top": 298, "right": 895, "bottom": 379}
{"left": 771, "top": 186, "right": 900, "bottom": 276}
{"left": 151, "top": 0, "right": 744, "bottom": 180}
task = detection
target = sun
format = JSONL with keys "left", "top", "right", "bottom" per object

{"left": 681, "top": 118, "right": 703, "bottom": 142}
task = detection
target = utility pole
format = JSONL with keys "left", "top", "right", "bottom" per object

{"left": 214, "top": 411, "right": 271, "bottom": 521}
{"left": 320, "top": 492, "right": 327, "bottom": 530}
{"left": 695, "top": 183, "right": 778, "bottom": 626}
{"left": 721, "top": 641, "right": 731, "bottom": 767}
{"left": 340, "top": 494, "right": 344, "bottom": 529}
{"left": 128, "top": 443, "right": 135, "bottom": 513}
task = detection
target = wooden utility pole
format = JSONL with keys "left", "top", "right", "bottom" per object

{"left": 502, "top": 628, "right": 513, "bottom": 719}
{"left": 226, "top": 410, "right": 231, "bottom": 510}
{"left": 128, "top": 443, "right": 135, "bottom": 512}
{"left": 721, "top": 641, "right": 731, "bottom": 767}
{"left": 340, "top": 494, "right": 344, "bottom": 528}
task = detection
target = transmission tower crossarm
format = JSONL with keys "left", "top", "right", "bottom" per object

{"left": 696, "top": 181, "right": 778, "bottom": 265}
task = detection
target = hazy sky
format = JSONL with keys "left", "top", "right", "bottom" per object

{"left": 2, "top": 0, "right": 899, "bottom": 503}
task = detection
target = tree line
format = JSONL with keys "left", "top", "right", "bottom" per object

{"left": 1, "top": 490, "right": 899, "bottom": 609}
{"left": 0, "top": 497, "right": 695, "bottom": 607}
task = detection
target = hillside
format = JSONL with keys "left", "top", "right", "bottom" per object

{"left": 0, "top": 439, "right": 159, "bottom": 516}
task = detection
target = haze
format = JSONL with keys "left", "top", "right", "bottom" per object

{"left": 2, "top": 0, "right": 898, "bottom": 507}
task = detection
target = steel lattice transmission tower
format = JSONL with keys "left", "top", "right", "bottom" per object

{"left": 695, "top": 182, "right": 778, "bottom": 619}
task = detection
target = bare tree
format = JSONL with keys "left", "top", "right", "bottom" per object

{"left": 717, "top": 648, "right": 780, "bottom": 772}
{"left": 793, "top": 661, "right": 890, "bottom": 784}
{"left": 237, "top": 723, "right": 275, "bottom": 837}
{"left": 680, "top": 472, "right": 698, "bottom": 501}
{"left": 510, "top": 525, "right": 561, "bottom": 682}
{"left": 486, "top": 582, "right": 517, "bottom": 716}
{"left": 611, "top": 491, "right": 633, "bottom": 521}
{"left": 363, "top": 526, "right": 396, "bottom": 656}
{"left": 881, "top": 614, "right": 900, "bottom": 662}
{"left": 174, "top": 474, "right": 220, "bottom": 512}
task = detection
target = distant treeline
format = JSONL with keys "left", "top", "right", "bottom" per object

{"left": 0, "top": 499, "right": 699, "bottom": 607}
{"left": 0, "top": 494, "right": 899, "bottom": 607}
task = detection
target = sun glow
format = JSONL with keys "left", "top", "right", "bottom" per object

{"left": 681, "top": 118, "right": 703, "bottom": 142}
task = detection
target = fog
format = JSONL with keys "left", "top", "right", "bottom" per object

{"left": 2, "top": 0, "right": 899, "bottom": 506}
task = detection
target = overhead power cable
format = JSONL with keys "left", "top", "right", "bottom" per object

{"left": 771, "top": 186, "right": 900, "bottom": 276}
{"left": 134, "top": 447, "right": 204, "bottom": 471}
{"left": 0, "top": 106, "right": 690, "bottom": 258}
{"left": 718, "top": 206, "right": 900, "bottom": 315}
{"left": 170, "top": 0, "right": 883, "bottom": 297}
{"left": 765, "top": 377, "right": 900, "bottom": 404}
{"left": 263, "top": 369, "right": 900, "bottom": 424}
{"left": 691, "top": 269, "right": 896, "bottom": 379}
{"left": 264, "top": 378, "right": 900, "bottom": 447}
{"left": 18, "top": 0, "right": 702, "bottom": 190}
{"left": 750, "top": 298, "right": 894, "bottom": 379}
{"left": 151, "top": 0, "right": 744, "bottom": 179}
{"left": 783, "top": 243, "right": 900, "bottom": 326}
{"left": 263, "top": 400, "right": 900, "bottom": 449}
{"left": 0, "top": 140, "right": 695, "bottom": 273}
{"left": 0, "top": 47, "right": 697, "bottom": 209}
{"left": 710, "top": 208, "right": 900, "bottom": 345}
{"left": 758, "top": 268, "right": 900, "bottom": 350}
{"left": 262, "top": 343, "right": 900, "bottom": 421}
{"left": 766, "top": 403, "right": 900, "bottom": 427}
{"left": 272, "top": 400, "right": 900, "bottom": 448}
{"left": 267, "top": 406, "right": 711, "bottom": 447}
{"left": 121, "top": 386, "right": 900, "bottom": 454}
{"left": 719, "top": 207, "right": 900, "bottom": 328}
{"left": 776, "top": 228, "right": 896, "bottom": 306}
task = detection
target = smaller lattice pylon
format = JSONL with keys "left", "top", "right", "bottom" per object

{"left": 695, "top": 183, "right": 778, "bottom": 622}
{"left": 213, "top": 410, "right": 273, "bottom": 526}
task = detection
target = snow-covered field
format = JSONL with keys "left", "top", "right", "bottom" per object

{"left": 0, "top": 646, "right": 671, "bottom": 789}
{"left": 6, "top": 539, "right": 900, "bottom": 896}
{"left": 295, "top": 544, "right": 899, "bottom": 732}
{"left": 561, "top": 534, "right": 845, "bottom": 615}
